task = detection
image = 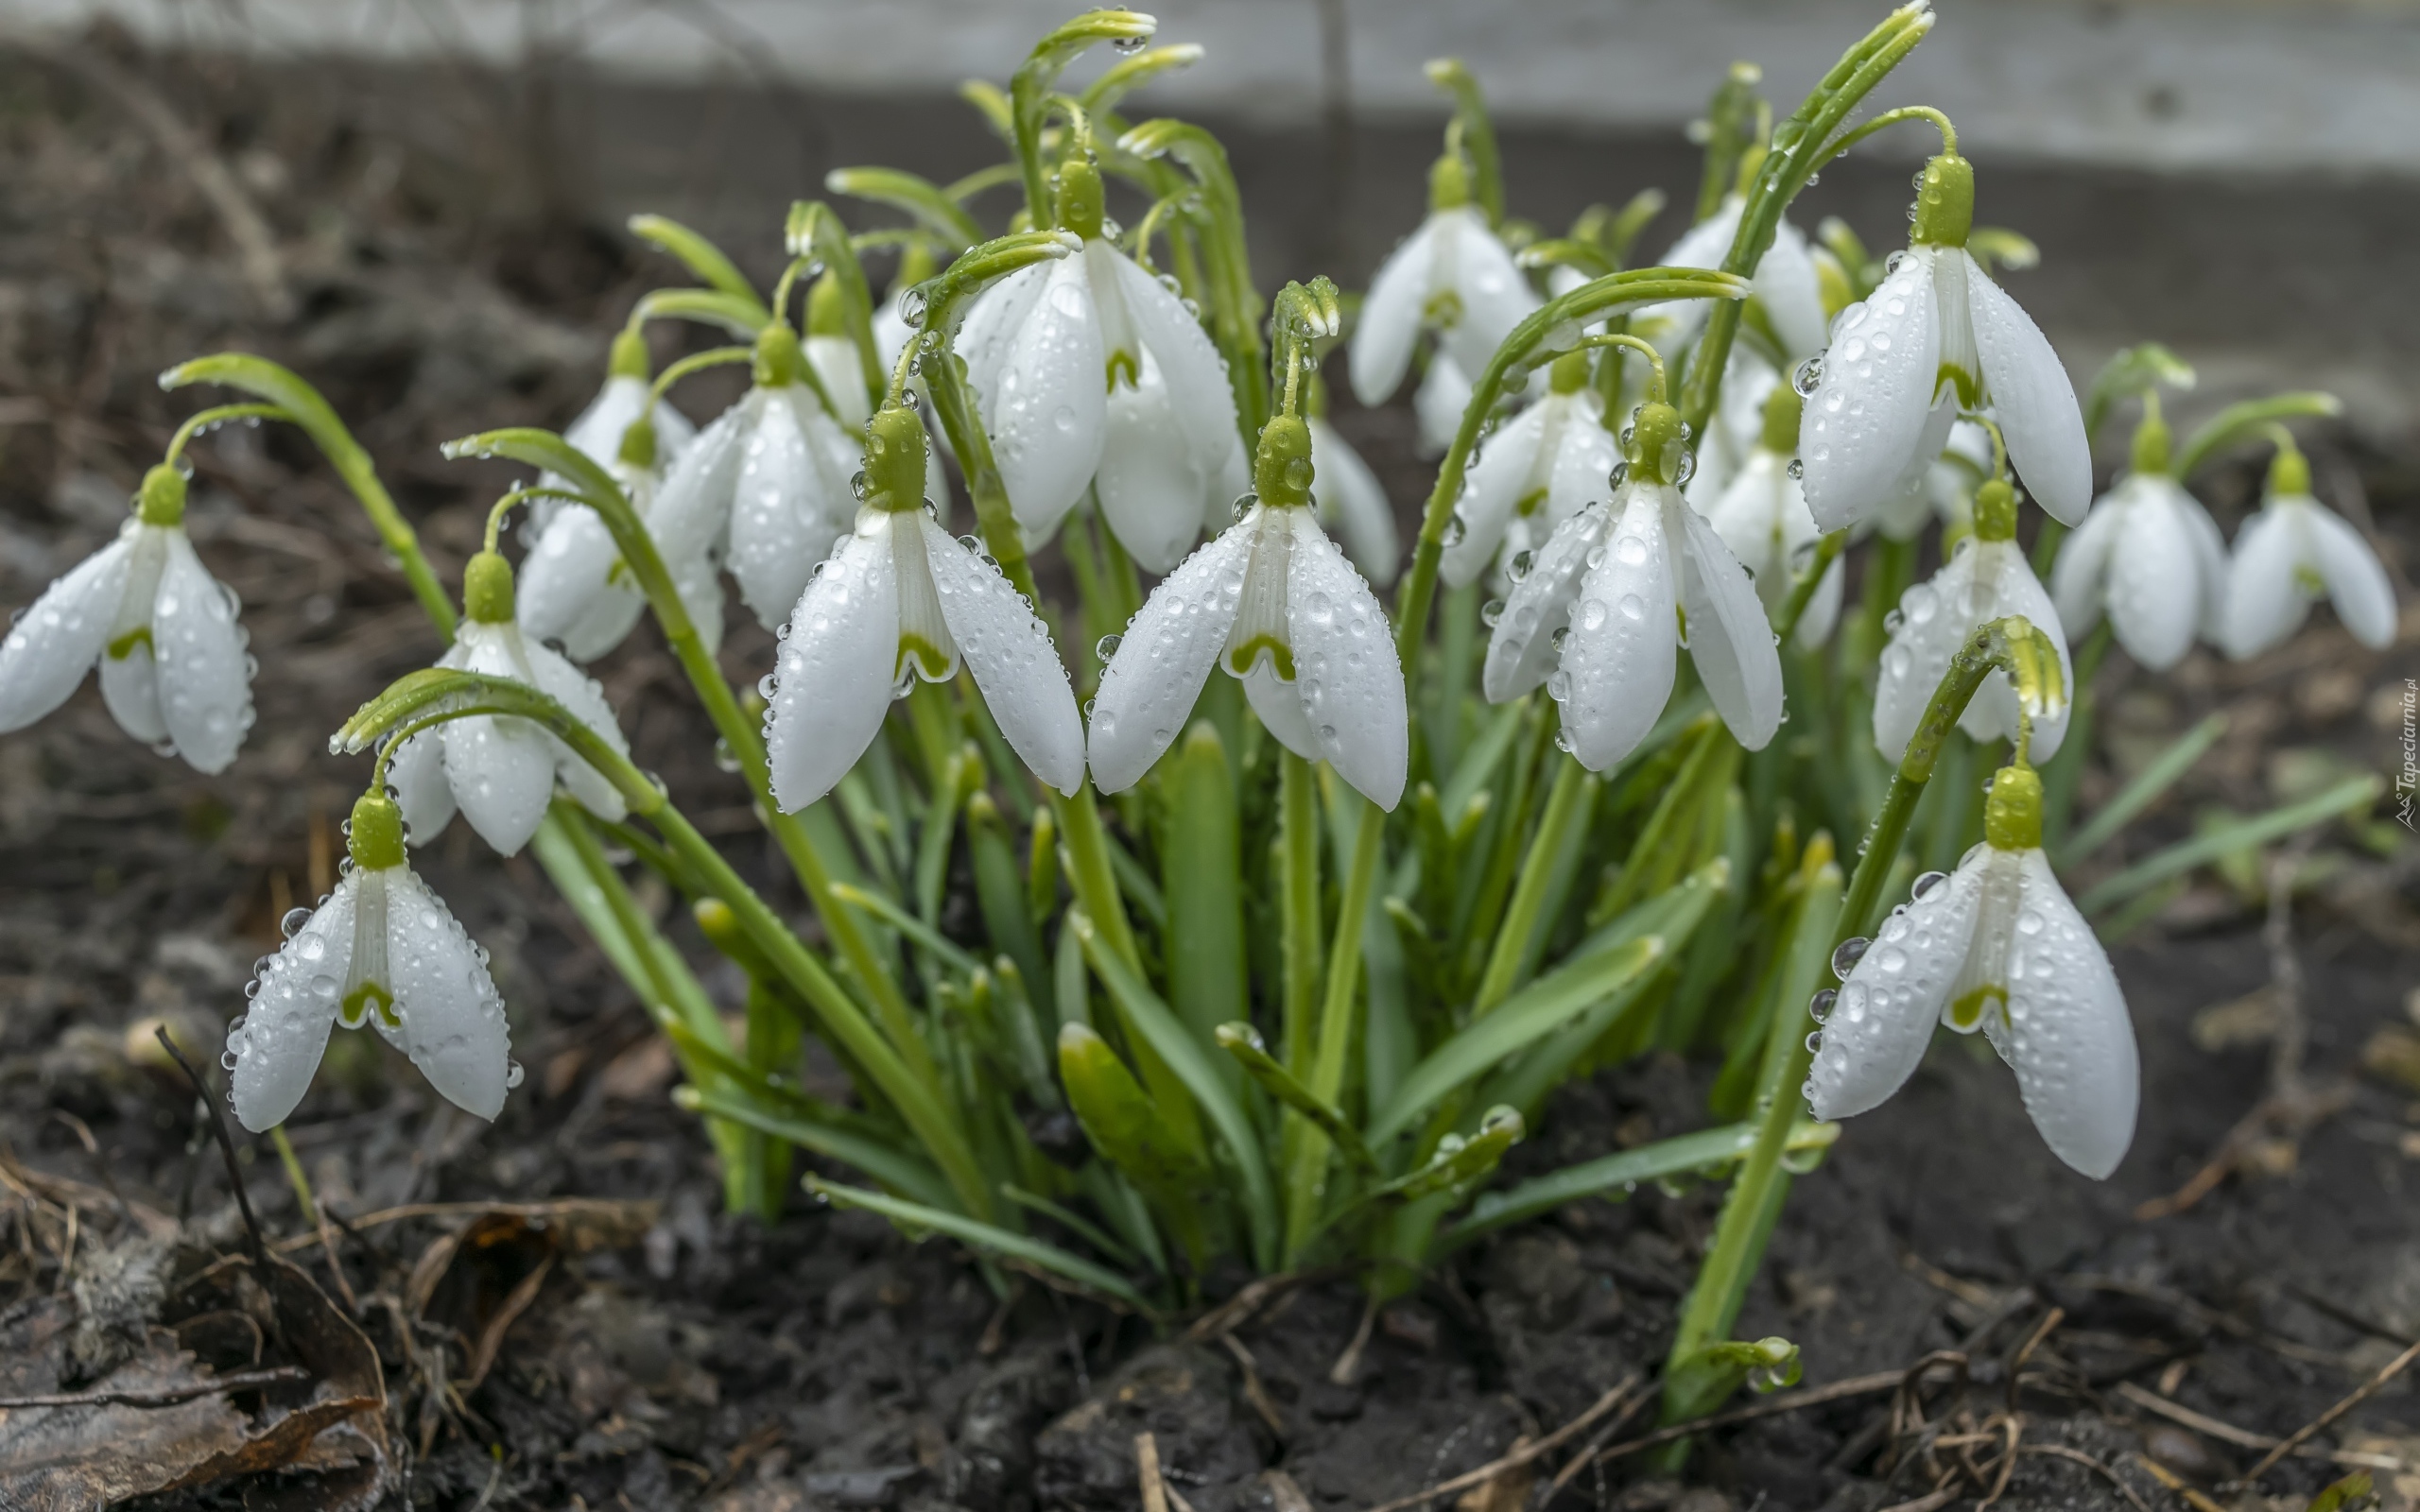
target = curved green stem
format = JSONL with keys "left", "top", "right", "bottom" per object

{"left": 1011, "top": 9, "right": 1156, "bottom": 226}
{"left": 628, "top": 215, "right": 769, "bottom": 319}
{"left": 164, "top": 403, "right": 288, "bottom": 466}
{"left": 2175, "top": 391, "right": 2342, "bottom": 479}
{"left": 649, "top": 346, "right": 753, "bottom": 403}
{"left": 482, "top": 486, "right": 586, "bottom": 551}
{"left": 631, "top": 288, "right": 770, "bottom": 340}
{"left": 1775, "top": 531, "right": 1847, "bottom": 644}
{"left": 1079, "top": 42, "right": 1203, "bottom": 120}
{"left": 1424, "top": 59, "right": 1505, "bottom": 229}
{"left": 163, "top": 354, "right": 458, "bottom": 639}
{"left": 1676, "top": 3, "right": 1936, "bottom": 441}
{"left": 1818, "top": 103, "right": 1957, "bottom": 163}
{"left": 1472, "top": 754, "right": 1591, "bottom": 1016}
{"left": 1393, "top": 267, "right": 1753, "bottom": 681}
{"left": 825, "top": 166, "right": 984, "bottom": 250}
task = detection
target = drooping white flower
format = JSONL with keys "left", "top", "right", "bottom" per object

{"left": 1349, "top": 152, "right": 1539, "bottom": 409}
{"left": 957, "top": 165, "right": 1241, "bottom": 564}
{"left": 529, "top": 332, "right": 698, "bottom": 540}
{"left": 1442, "top": 350, "right": 1619, "bottom": 591}
{"left": 1640, "top": 192, "right": 1828, "bottom": 363}
{"left": 637, "top": 323, "right": 864, "bottom": 632}
{"left": 1697, "top": 386, "right": 1842, "bottom": 649}
{"left": 1308, "top": 415, "right": 1400, "bottom": 588}
{"left": 1806, "top": 764, "right": 2137, "bottom": 1179}
{"left": 1682, "top": 352, "right": 1780, "bottom": 513}
{"left": 1872, "top": 416, "right": 1994, "bottom": 543}
{"left": 2050, "top": 415, "right": 2228, "bottom": 671}
{"left": 226, "top": 791, "right": 513, "bottom": 1131}
{"left": 1413, "top": 352, "right": 1475, "bottom": 459}
{"left": 2219, "top": 445, "right": 2397, "bottom": 660}
{"left": 803, "top": 272, "right": 877, "bottom": 432}
{"left": 1089, "top": 417, "right": 1407, "bottom": 809}
{"left": 0, "top": 465, "right": 252, "bottom": 773}
{"left": 1482, "top": 400, "right": 1782, "bottom": 770}
{"left": 1874, "top": 479, "right": 2073, "bottom": 762}
{"left": 386, "top": 552, "right": 631, "bottom": 858}
{"left": 1798, "top": 154, "right": 2089, "bottom": 532}
{"left": 765, "top": 407, "right": 1084, "bottom": 811}
{"left": 518, "top": 416, "right": 726, "bottom": 662}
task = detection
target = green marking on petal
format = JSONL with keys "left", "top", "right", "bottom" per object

{"left": 1946, "top": 984, "right": 2004, "bottom": 1033}
{"left": 105, "top": 625, "right": 154, "bottom": 661}
{"left": 1935, "top": 365, "right": 1980, "bottom": 411}
{"left": 2293, "top": 564, "right": 2326, "bottom": 597}
{"left": 1105, "top": 349, "right": 1139, "bottom": 391}
{"left": 897, "top": 632, "right": 954, "bottom": 681}
{"left": 341, "top": 979, "right": 397, "bottom": 1030}
{"left": 1512, "top": 486, "right": 1548, "bottom": 520}
{"left": 1422, "top": 288, "right": 1465, "bottom": 331}
{"left": 1225, "top": 635, "right": 1296, "bottom": 681}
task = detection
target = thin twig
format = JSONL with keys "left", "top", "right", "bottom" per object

{"left": 1136, "top": 1432, "right": 1171, "bottom": 1512}
{"left": 0, "top": 1365, "right": 308, "bottom": 1409}
{"left": 1357, "top": 1376, "right": 1639, "bottom": 1512}
{"left": 1541, "top": 1390, "right": 1651, "bottom": 1501}
{"left": 155, "top": 1026, "right": 265, "bottom": 1266}
{"left": 2023, "top": 1445, "right": 2152, "bottom": 1512}
{"left": 1589, "top": 1368, "right": 1920, "bottom": 1467}
{"left": 2240, "top": 1335, "right": 2420, "bottom": 1483}
{"left": 2131, "top": 1452, "right": 2231, "bottom": 1512}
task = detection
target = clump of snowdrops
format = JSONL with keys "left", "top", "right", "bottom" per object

{"left": 0, "top": 1, "right": 2394, "bottom": 1430}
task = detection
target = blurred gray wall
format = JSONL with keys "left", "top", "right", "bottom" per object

{"left": 16, "top": 0, "right": 2420, "bottom": 456}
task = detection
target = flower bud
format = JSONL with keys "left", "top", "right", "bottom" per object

{"left": 1626, "top": 402, "right": 1689, "bottom": 487}
{"left": 1973, "top": 478, "right": 2017, "bottom": 542}
{"left": 1983, "top": 763, "right": 2044, "bottom": 851}
{"left": 348, "top": 789, "right": 407, "bottom": 871}
{"left": 752, "top": 320, "right": 808, "bottom": 389}
{"left": 863, "top": 404, "right": 931, "bottom": 513}
{"left": 1253, "top": 413, "right": 1316, "bottom": 509}
{"left": 2266, "top": 438, "right": 2310, "bottom": 498}
{"left": 136, "top": 463, "right": 187, "bottom": 527}
{"left": 462, "top": 550, "right": 516, "bottom": 625}
{"left": 1910, "top": 152, "right": 1974, "bottom": 248}
{"left": 1056, "top": 155, "right": 1105, "bottom": 241}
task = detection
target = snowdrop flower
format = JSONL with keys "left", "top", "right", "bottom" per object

{"left": 2048, "top": 404, "right": 2228, "bottom": 671}
{"left": 1682, "top": 352, "right": 1779, "bottom": 513}
{"left": 519, "top": 410, "right": 726, "bottom": 662}
{"left": 1088, "top": 414, "right": 1407, "bottom": 809}
{"left": 226, "top": 790, "right": 513, "bottom": 1131}
{"left": 1412, "top": 352, "right": 1476, "bottom": 459}
{"left": 1797, "top": 152, "right": 2090, "bottom": 532}
{"left": 1806, "top": 764, "right": 2137, "bottom": 1178}
{"left": 642, "top": 321, "right": 863, "bottom": 631}
{"left": 765, "top": 406, "right": 1084, "bottom": 810}
{"left": 1874, "top": 478, "right": 2073, "bottom": 762}
{"left": 2219, "top": 439, "right": 2397, "bottom": 660}
{"left": 528, "top": 330, "right": 698, "bottom": 539}
{"left": 804, "top": 272, "right": 877, "bottom": 431}
{"left": 0, "top": 464, "right": 252, "bottom": 772}
{"left": 1481, "top": 383, "right": 1783, "bottom": 770}
{"left": 1641, "top": 191, "right": 1827, "bottom": 364}
{"left": 1872, "top": 417, "right": 1994, "bottom": 543}
{"left": 872, "top": 243, "right": 936, "bottom": 375}
{"left": 1308, "top": 410, "right": 1400, "bottom": 588}
{"left": 957, "top": 159, "right": 1243, "bottom": 564}
{"left": 1442, "top": 350, "right": 1620, "bottom": 591}
{"left": 387, "top": 550, "right": 631, "bottom": 857}
{"left": 1350, "top": 150, "right": 1539, "bottom": 410}
{"left": 1698, "top": 386, "right": 1843, "bottom": 648}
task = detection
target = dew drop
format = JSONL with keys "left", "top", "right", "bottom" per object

{"left": 1831, "top": 936, "right": 1870, "bottom": 980}
{"left": 1793, "top": 356, "right": 1824, "bottom": 396}
{"left": 1808, "top": 988, "right": 1837, "bottom": 1023}
{"left": 280, "top": 906, "right": 313, "bottom": 938}
{"left": 1910, "top": 869, "right": 1948, "bottom": 901}
{"left": 1096, "top": 632, "right": 1123, "bottom": 660}
{"left": 1786, "top": 458, "right": 1805, "bottom": 480}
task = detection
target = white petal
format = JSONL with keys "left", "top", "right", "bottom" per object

{"left": 1673, "top": 498, "right": 1783, "bottom": 750}
{"left": 727, "top": 390, "right": 856, "bottom": 629}
{"left": 1437, "top": 209, "right": 1543, "bottom": 380}
{"left": 2048, "top": 486, "right": 2125, "bottom": 639}
{"left": 229, "top": 874, "right": 356, "bottom": 1131}
{"left": 2003, "top": 850, "right": 2138, "bottom": 1178}
{"left": 442, "top": 627, "right": 561, "bottom": 856}
{"left": 522, "top": 633, "right": 632, "bottom": 823}
{"left": 1798, "top": 556, "right": 1845, "bottom": 649}
{"left": 2304, "top": 504, "right": 2399, "bottom": 649}
{"left": 1635, "top": 197, "right": 1742, "bottom": 349}
{"left": 1541, "top": 395, "right": 1620, "bottom": 534}
{"left": 1086, "top": 524, "right": 1252, "bottom": 791}
{"left": 767, "top": 514, "right": 902, "bottom": 810}
{"left": 1242, "top": 659, "right": 1319, "bottom": 761}
{"left": 2180, "top": 492, "right": 2232, "bottom": 643}
{"left": 1806, "top": 862, "right": 1983, "bottom": 1123}
{"left": 389, "top": 730, "right": 458, "bottom": 846}
{"left": 1097, "top": 362, "right": 1209, "bottom": 575}
{"left": 1963, "top": 251, "right": 2090, "bottom": 525}
{"left": 1702, "top": 449, "right": 1789, "bottom": 590}
{"left": 1873, "top": 544, "right": 1982, "bottom": 764}
{"left": 648, "top": 392, "right": 753, "bottom": 564}
{"left": 806, "top": 334, "right": 873, "bottom": 429}
{"left": 2106, "top": 481, "right": 2204, "bottom": 671}
{"left": 1443, "top": 402, "right": 1548, "bottom": 589}
{"left": 1557, "top": 489, "right": 1677, "bottom": 771}
{"left": 1310, "top": 419, "right": 1400, "bottom": 588}
{"left": 1957, "top": 544, "right": 2074, "bottom": 759}
{"left": 1107, "top": 247, "right": 1240, "bottom": 468}
{"left": 958, "top": 262, "right": 1050, "bottom": 404}
{"left": 1350, "top": 215, "right": 1439, "bottom": 404}
{"left": 985, "top": 256, "right": 1107, "bottom": 542}
{"left": 151, "top": 531, "right": 252, "bottom": 773}
{"left": 378, "top": 867, "right": 511, "bottom": 1122}
{"left": 1286, "top": 513, "right": 1408, "bottom": 811}
{"left": 2219, "top": 507, "right": 2308, "bottom": 660}
{"left": 519, "top": 507, "right": 640, "bottom": 662}
{"left": 0, "top": 537, "right": 128, "bottom": 733}
{"left": 1482, "top": 503, "right": 1606, "bottom": 704}
{"left": 99, "top": 640, "right": 167, "bottom": 745}
{"left": 1414, "top": 352, "right": 1474, "bottom": 459}
{"left": 921, "top": 517, "right": 1083, "bottom": 794}
{"left": 1799, "top": 247, "right": 1943, "bottom": 533}
{"left": 1870, "top": 399, "right": 1959, "bottom": 541}
{"left": 1754, "top": 218, "right": 1830, "bottom": 361}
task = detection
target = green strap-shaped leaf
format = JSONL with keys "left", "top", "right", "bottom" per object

{"left": 627, "top": 215, "right": 769, "bottom": 318}
{"left": 676, "top": 1085, "right": 953, "bottom": 1212}
{"left": 2077, "top": 773, "right": 2382, "bottom": 917}
{"left": 1439, "top": 1120, "right": 1837, "bottom": 1250}
{"left": 825, "top": 166, "right": 984, "bottom": 249}
{"left": 1368, "top": 935, "right": 1666, "bottom": 1148}
{"left": 805, "top": 1177, "right": 1154, "bottom": 1313}
{"left": 1059, "top": 1023, "right": 1215, "bottom": 1265}
{"left": 1215, "top": 1022, "right": 1374, "bottom": 1174}
{"left": 1163, "top": 724, "right": 1247, "bottom": 1058}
